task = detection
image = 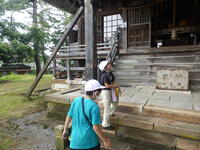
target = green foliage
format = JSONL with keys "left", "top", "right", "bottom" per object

{"left": 0, "top": 0, "right": 73, "bottom": 66}
{"left": 0, "top": 0, "right": 6, "bottom": 16}
{"left": 0, "top": 41, "right": 33, "bottom": 64}
{"left": 0, "top": 42, "right": 13, "bottom": 63}
{"left": 11, "top": 40, "right": 34, "bottom": 63}
{"left": 3, "top": 0, "right": 30, "bottom": 11}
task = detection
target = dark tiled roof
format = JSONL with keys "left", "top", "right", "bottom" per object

{"left": 42, "top": 0, "right": 79, "bottom": 14}
{"left": 0, "top": 64, "right": 31, "bottom": 71}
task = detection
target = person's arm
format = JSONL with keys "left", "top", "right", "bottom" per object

{"left": 93, "top": 125, "right": 111, "bottom": 149}
{"left": 62, "top": 116, "right": 72, "bottom": 138}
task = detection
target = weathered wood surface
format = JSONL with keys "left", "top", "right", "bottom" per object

{"left": 143, "top": 104, "right": 200, "bottom": 124}
{"left": 110, "top": 112, "right": 200, "bottom": 140}
{"left": 176, "top": 138, "right": 200, "bottom": 150}
{"left": 84, "top": 0, "right": 97, "bottom": 80}
{"left": 113, "top": 47, "right": 200, "bottom": 90}
{"left": 117, "top": 126, "right": 176, "bottom": 150}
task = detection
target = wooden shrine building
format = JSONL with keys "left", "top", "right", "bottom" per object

{"left": 35, "top": 1, "right": 200, "bottom": 149}
{"left": 26, "top": 0, "right": 200, "bottom": 94}
{"left": 40, "top": 0, "right": 200, "bottom": 91}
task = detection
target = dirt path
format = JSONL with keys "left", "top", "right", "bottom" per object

{"left": 8, "top": 111, "right": 63, "bottom": 150}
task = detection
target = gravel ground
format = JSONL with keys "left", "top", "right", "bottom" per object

{"left": 9, "top": 111, "right": 63, "bottom": 150}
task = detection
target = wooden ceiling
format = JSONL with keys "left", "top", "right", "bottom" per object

{"left": 42, "top": 0, "right": 79, "bottom": 14}
{"left": 42, "top": 0, "right": 166, "bottom": 14}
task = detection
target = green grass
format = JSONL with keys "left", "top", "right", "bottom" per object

{"left": 0, "top": 74, "right": 53, "bottom": 150}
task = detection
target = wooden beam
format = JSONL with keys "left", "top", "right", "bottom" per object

{"left": 84, "top": 0, "right": 97, "bottom": 80}
{"left": 26, "top": 6, "right": 84, "bottom": 97}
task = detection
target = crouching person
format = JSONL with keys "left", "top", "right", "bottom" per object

{"left": 62, "top": 79, "right": 111, "bottom": 150}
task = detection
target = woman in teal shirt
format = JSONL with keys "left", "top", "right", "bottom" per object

{"left": 62, "top": 79, "right": 111, "bottom": 150}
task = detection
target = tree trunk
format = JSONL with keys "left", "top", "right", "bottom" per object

{"left": 32, "top": 0, "right": 41, "bottom": 76}
{"left": 40, "top": 8, "right": 47, "bottom": 65}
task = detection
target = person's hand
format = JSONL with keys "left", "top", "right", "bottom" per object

{"left": 103, "top": 137, "right": 111, "bottom": 149}
{"left": 62, "top": 129, "right": 68, "bottom": 139}
{"left": 118, "top": 87, "right": 122, "bottom": 96}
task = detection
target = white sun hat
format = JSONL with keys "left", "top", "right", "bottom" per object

{"left": 99, "top": 60, "right": 109, "bottom": 71}
{"left": 85, "top": 79, "right": 105, "bottom": 92}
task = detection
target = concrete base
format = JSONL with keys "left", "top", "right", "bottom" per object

{"left": 47, "top": 102, "right": 70, "bottom": 120}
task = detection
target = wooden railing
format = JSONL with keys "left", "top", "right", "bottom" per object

{"left": 56, "top": 42, "right": 112, "bottom": 56}
{"left": 53, "top": 34, "right": 119, "bottom": 80}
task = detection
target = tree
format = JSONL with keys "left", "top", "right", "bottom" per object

{"left": 31, "top": 0, "right": 41, "bottom": 76}
{"left": 0, "top": 42, "right": 12, "bottom": 64}
{"left": 0, "top": 0, "right": 73, "bottom": 75}
{"left": 0, "top": 41, "right": 33, "bottom": 64}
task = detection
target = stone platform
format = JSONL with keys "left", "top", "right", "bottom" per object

{"left": 46, "top": 87, "right": 200, "bottom": 123}
{"left": 46, "top": 87, "right": 200, "bottom": 150}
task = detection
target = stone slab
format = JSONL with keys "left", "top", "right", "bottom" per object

{"left": 117, "top": 101, "right": 144, "bottom": 114}
{"left": 143, "top": 104, "right": 200, "bottom": 124}
{"left": 45, "top": 94, "right": 70, "bottom": 104}
{"left": 138, "top": 88, "right": 156, "bottom": 96}
{"left": 132, "top": 96, "right": 149, "bottom": 104}
{"left": 193, "top": 104, "right": 200, "bottom": 111}
{"left": 176, "top": 138, "right": 200, "bottom": 150}
{"left": 156, "top": 68, "right": 189, "bottom": 91}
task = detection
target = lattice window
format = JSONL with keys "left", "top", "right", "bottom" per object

{"left": 128, "top": 6, "right": 150, "bottom": 25}
{"left": 103, "top": 14, "right": 123, "bottom": 42}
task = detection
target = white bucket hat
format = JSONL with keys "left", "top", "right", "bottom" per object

{"left": 99, "top": 60, "right": 109, "bottom": 71}
{"left": 85, "top": 79, "right": 105, "bottom": 92}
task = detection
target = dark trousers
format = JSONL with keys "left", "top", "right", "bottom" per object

{"left": 70, "top": 144, "right": 100, "bottom": 150}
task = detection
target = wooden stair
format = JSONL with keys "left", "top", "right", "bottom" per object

{"left": 113, "top": 48, "right": 200, "bottom": 90}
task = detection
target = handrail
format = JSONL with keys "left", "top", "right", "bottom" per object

{"left": 106, "top": 33, "right": 119, "bottom": 64}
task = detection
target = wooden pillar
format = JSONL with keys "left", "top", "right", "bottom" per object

{"left": 171, "top": 0, "right": 177, "bottom": 40}
{"left": 77, "top": 19, "right": 82, "bottom": 44}
{"left": 84, "top": 0, "right": 97, "bottom": 80}
{"left": 66, "top": 57, "right": 71, "bottom": 80}
{"left": 122, "top": 9, "right": 128, "bottom": 52}
{"left": 53, "top": 59, "right": 56, "bottom": 78}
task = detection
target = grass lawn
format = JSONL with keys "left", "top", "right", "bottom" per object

{"left": 0, "top": 74, "right": 53, "bottom": 150}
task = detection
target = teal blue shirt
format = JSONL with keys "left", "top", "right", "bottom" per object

{"left": 68, "top": 97, "right": 101, "bottom": 149}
